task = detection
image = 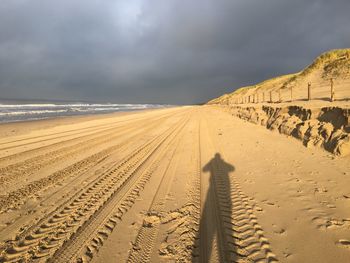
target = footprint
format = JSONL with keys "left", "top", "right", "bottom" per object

{"left": 337, "top": 239, "right": 350, "bottom": 249}
{"left": 343, "top": 194, "right": 350, "bottom": 199}
{"left": 244, "top": 179, "right": 254, "bottom": 184}
{"left": 283, "top": 251, "right": 292, "bottom": 258}
{"left": 272, "top": 224, "right": 286, "bottom": 235}
{"left": 254, "top": 205, "right": 264, "bottom": 212}
{"left": 314, "top": 187, "right": 328, "bottom": 193}
{"left": 311, "top": 216, "right": 328, "bottom": 229}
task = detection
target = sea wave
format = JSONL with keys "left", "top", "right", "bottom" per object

{"left": 0, "top": 103, "right": 167, "bottom": 123}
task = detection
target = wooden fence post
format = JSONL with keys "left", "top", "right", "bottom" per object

{"left": 263, "top": 92, "right": 265, "bottom": 102}
{"left": 307, "top": 82, "right": 311, "bottom": 101}
{"left": 270, "top": 91, "right": 272, "bottom": 103}
{"left": 290, "top": 86, "right": 293, "bottom": 102}
{"left": 278, "top": 89, "right": 281, "bottom": 102}
{"left": 330, "top": 78, "right": 335, "bottom": 102}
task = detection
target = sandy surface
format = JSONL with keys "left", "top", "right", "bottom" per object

{"left": 0, "top": 106, "right": 349, "bottom": 262}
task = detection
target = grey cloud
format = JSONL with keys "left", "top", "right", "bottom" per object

{"left": 0, "top": 0, "right": 349, "bottom": 104}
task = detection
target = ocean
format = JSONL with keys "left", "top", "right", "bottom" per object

{"left": 0, "top": 103, "right": 168, "bottom": 123}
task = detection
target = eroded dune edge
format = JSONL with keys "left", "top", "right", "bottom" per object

{"left": 214, "top": 104, "right": 350, "bottom": 156}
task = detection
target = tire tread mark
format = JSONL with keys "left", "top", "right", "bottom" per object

{"left": 204, "top": 113, "right": 278, "bottom": 263}
{"left": 0, "top": 113, "right": 174, "bottom": 185}
{"left": 157, "top": 113, "right": 202, "bottom": 262}
{"left": 0, "top": 118, "right": 164, "bottom": 213}
{"left": 126, "top": 114, "right": 192, "bottom": 263}
{"left": 49, "top": 113, "right": 189, "bottom": 263}
{"left": 0, "top": 114, "right": 188, "bottom": 262}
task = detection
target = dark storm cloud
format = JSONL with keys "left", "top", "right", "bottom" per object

{"left": 0, "top": 0, "right": 349, "bottom": 104}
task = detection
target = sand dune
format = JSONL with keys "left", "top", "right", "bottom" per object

{"left": 0, "top": 106, "right": 350, "bottom": 262}
{"left": 208, "top": 49, "right": 350, "bottom": 105}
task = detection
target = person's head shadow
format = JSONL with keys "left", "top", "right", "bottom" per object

{"left": 202, "top": 153, "right": 234, "bottom": 175}
{"left": 192, "top": 153, "right": 235, "bottom": 262}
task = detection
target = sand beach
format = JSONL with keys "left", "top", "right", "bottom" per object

{"left": 0, "top": 105, "right": 349, "bottom": 262}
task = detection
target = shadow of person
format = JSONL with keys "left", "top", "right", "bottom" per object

{"left": 192, "top": 153, "right": 235, "bottom": 263}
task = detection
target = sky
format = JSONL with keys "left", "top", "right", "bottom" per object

{"left": 0, "top": 0, "right": 350, "bottom": 104}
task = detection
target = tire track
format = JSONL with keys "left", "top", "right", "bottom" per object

{"left": 158, "top": 114, "right": 202, "bottom": 262}
{"left": 0, "top": 122, "right": 139, "bottom": 165}
{"left": 0, "top": 114, "right": 189, "bottom": 262}
{"left": 0, "top": 109, "right": 168, "bottom": 148}
{"left": 0, "top": 118, "right": 142, "bottom": 163}
{"left": 0, "top": 112, "right": 174, "bottom": 187}
{"left": 126, "top": 115, "right": 189, "bottom": 263}
{"left": 0, "top": 121, "right": 124, "bottom": 152}
{"left": 203, "top": 115, "right": 278, "bottom": 262}
{"left": 49, "top": 111, "right": 188, "bottom": 263}
{"left": 0, "top": 115, "right": 169, "bottom": 213}
{"left": 0, "top": 109, "right": 182, "bottom": 165}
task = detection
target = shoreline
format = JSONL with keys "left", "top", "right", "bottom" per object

{"left": 0, "top": 107, "right": 177, "bottom": 138}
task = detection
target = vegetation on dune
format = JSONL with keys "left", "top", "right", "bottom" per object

{"left": 208, "top": 48, "right": 350, "bottom": 104}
